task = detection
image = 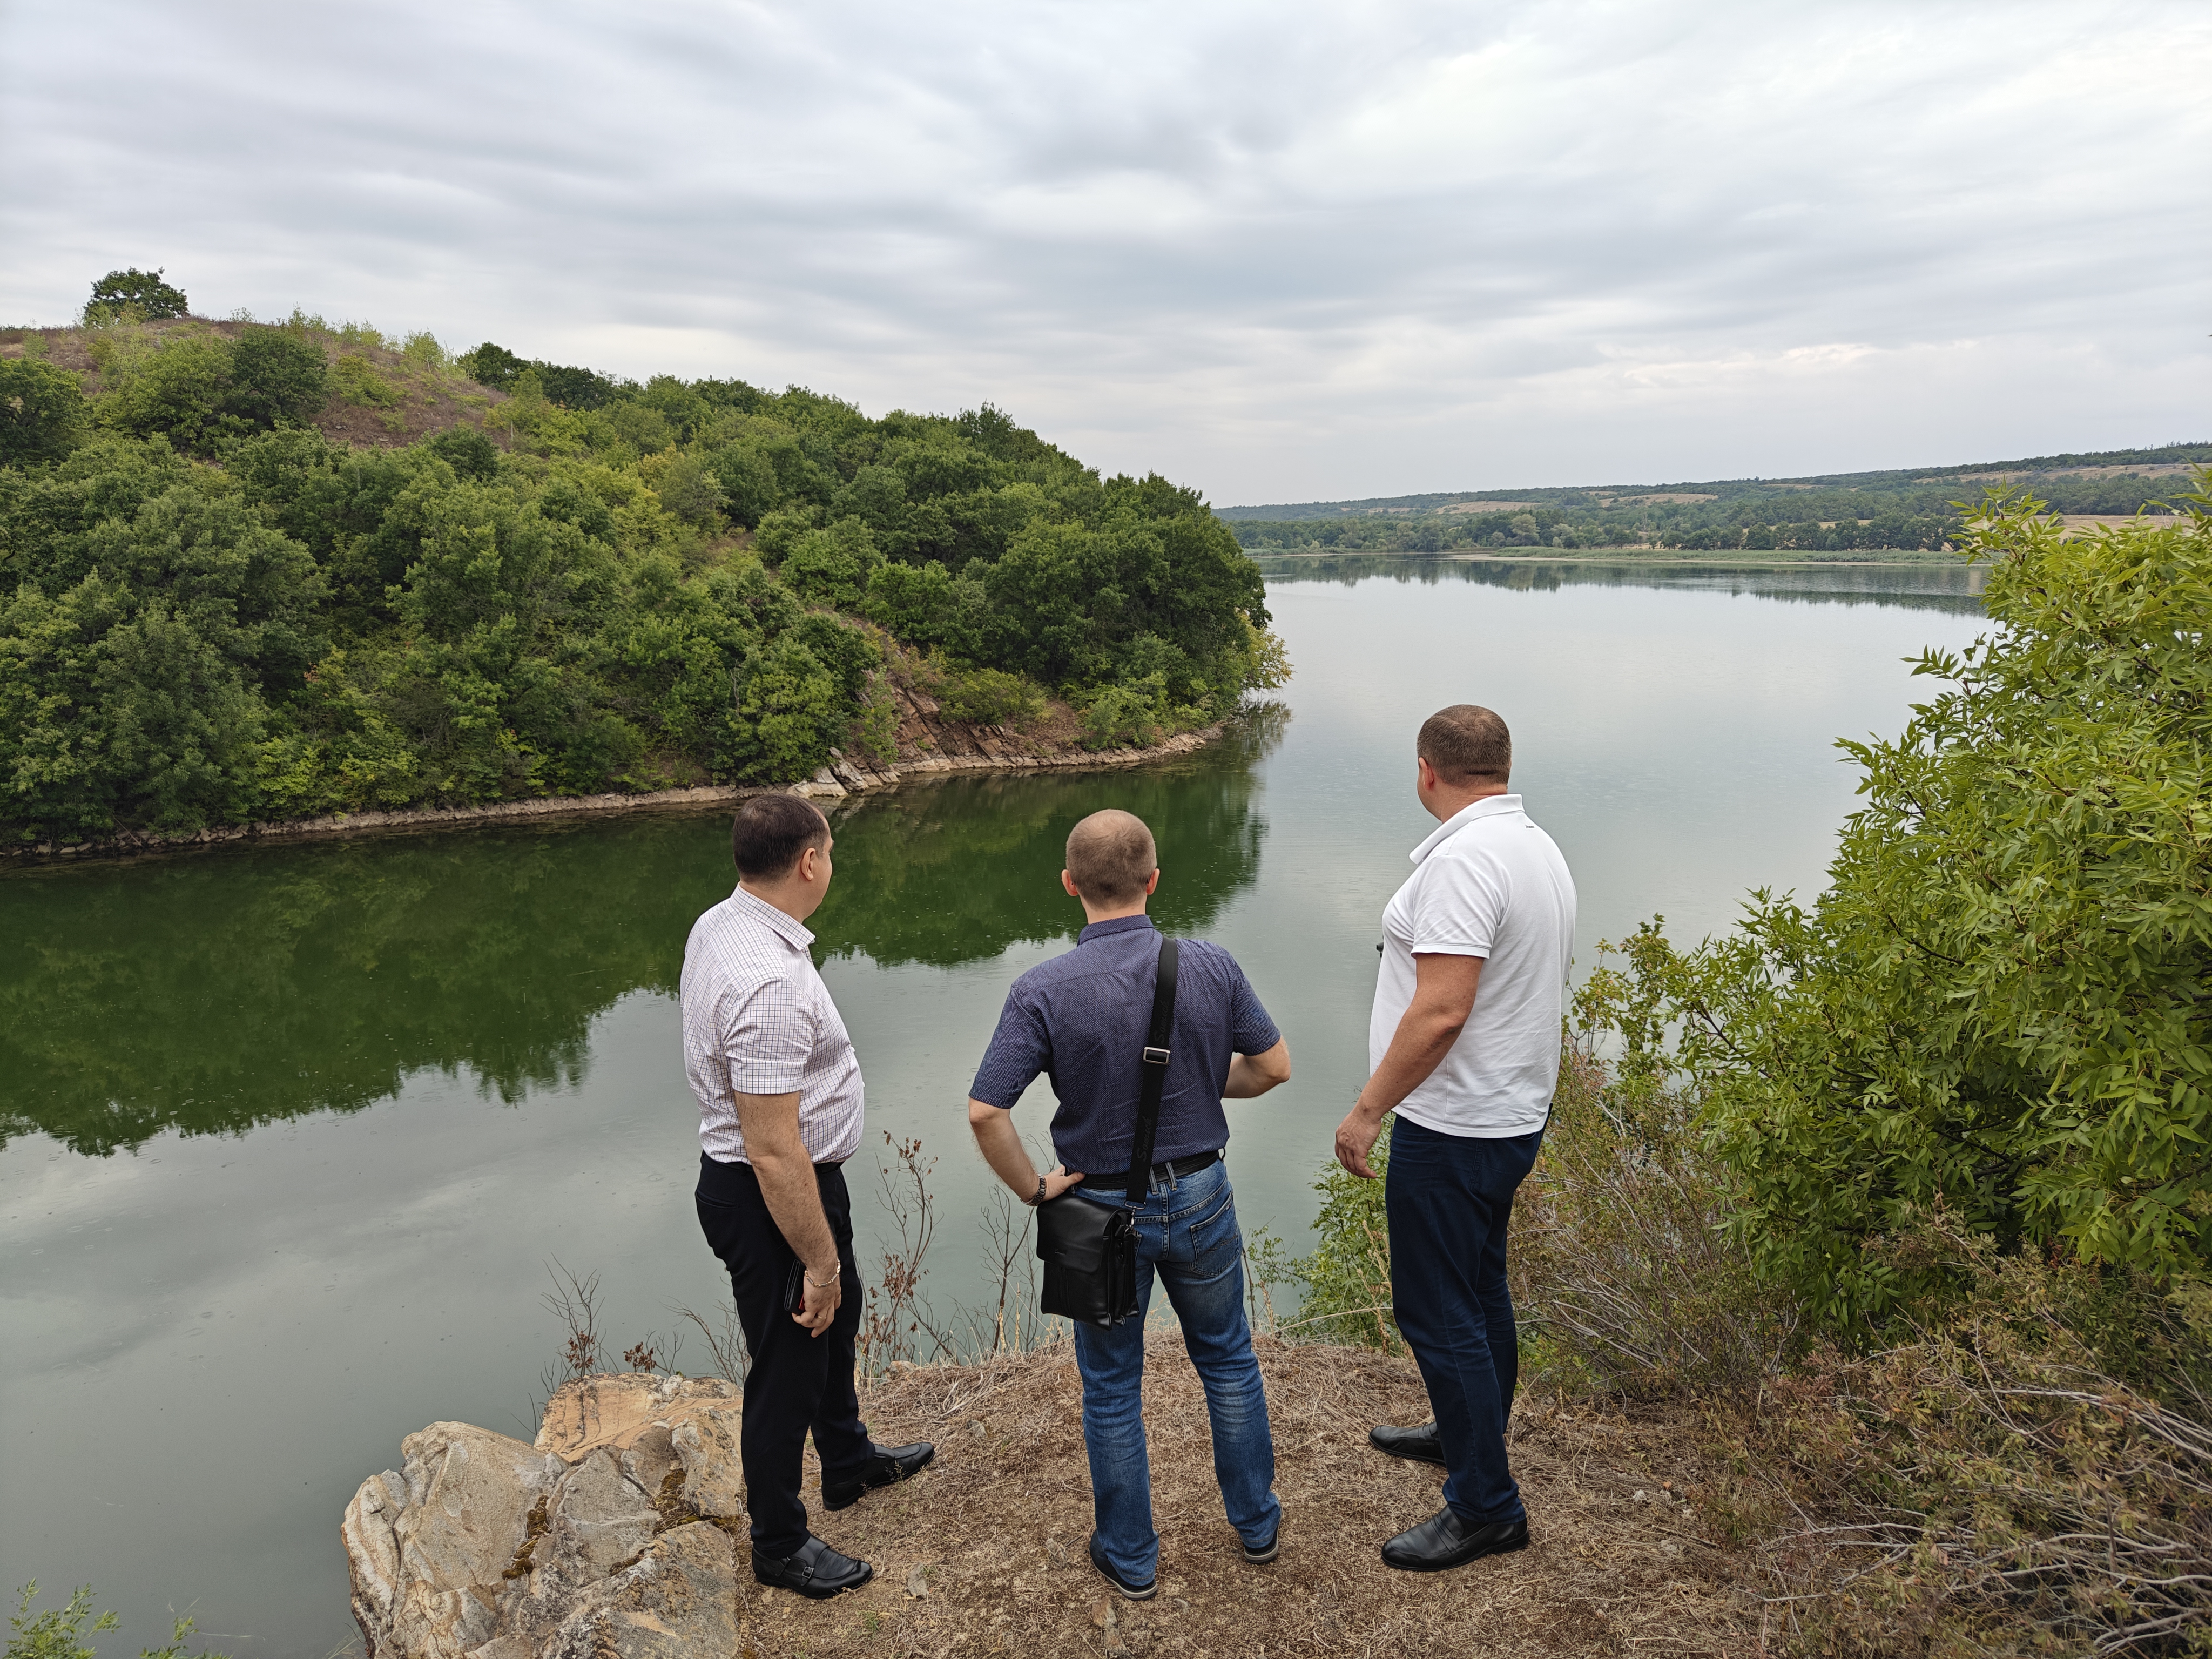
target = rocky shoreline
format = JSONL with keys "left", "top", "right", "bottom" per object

{"left": 5, "top": 680, "right": 1227, "bottom": 862}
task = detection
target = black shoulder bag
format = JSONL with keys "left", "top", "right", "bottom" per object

{"left": 1033, "top": 936, "right": 1179, "bottom": 1328}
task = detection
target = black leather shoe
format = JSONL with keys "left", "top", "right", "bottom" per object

{"left": 1380, "top": 1507, "right": 1529, "bottom": 1572}
{"left": 1088, "top": 1532, "right": 1158, "bottom": 1601}
{"left": 752, "top": 1536, "right": 874, "bottom": 1598}
{"left": 821, "top": 1440, "right": 935, "bottom": 1510}
{"left": 1369, "top": 1421, "right": 1447, "bottom": 1467}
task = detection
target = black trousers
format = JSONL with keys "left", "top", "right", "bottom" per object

{"left": 695, "top": 1152, "right": 871, "bottom": 1557}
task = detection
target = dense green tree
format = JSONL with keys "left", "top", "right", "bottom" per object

{"left": 86, "top": 267, "right": 190, "bottom": 320}
{"left": 226, "top": 327, "right": 329, "bottom": 427}
{"left": 0, "top": 359, "right": 89, "bottom": 467}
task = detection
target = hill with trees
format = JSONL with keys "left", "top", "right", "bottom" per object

{"left": 1223, "top": 443, "right": 2210, "bottom": 555}
{"left": 0, "top": 275, "right": 1284, "bottom": 848}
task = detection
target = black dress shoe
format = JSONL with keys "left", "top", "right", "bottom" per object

{"left": 1088, "top": 1532, "right": 1158, "bottom": 1601}
{"left": 1380, "top": 1507, "right": 1529, "bottom": 1572}
{"left": 822, "top": 1440, "right": 935, "bottom": 1510}
{"left": 752, "top": 1536, "right": 874, "bottom": 1597}
{"left": 1368, "top": 1421, "right": 1447, "bottom": 1467}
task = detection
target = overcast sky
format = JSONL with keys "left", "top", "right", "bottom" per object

{"left": 3, "top": 1, "right": 2206, "bottom": 504}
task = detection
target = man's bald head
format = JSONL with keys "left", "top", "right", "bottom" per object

{"left": 1065, "top": 810, "right": 1158, "bottom": 905}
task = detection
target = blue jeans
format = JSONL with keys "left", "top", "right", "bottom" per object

{"left": 1069, "top": 1157, "right": 1281, "bottom": 1583}
{"left": 1385, "top": 1116, "right": 1544, "bottom": 1525}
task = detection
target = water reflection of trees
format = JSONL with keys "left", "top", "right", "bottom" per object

{"left": 0, "top": 710, "right": 1284, "bottom": 1155}
{"left": 1255, "top": 554, "right": 1988, "bottom": 614}
{"left": 814, "top": 705, "right": 1285, "bottom": 968}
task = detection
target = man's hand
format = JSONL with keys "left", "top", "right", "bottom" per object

{"left": 795, "top": 1265, "right": 841, "bottom": 1336}
{"left": 1040, "top": 1163, "right": 1085, "bottom": 1202}
{"left": 970, "top": 1097, "right": 1076, "bottom": 1204}
{"left": 1335, "top": 1104, "right": 1387, "bottom": 1179}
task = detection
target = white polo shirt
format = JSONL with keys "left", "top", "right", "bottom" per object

{"left": 1369, "top": 794, "right": 1577, "bottom": 1138}
{"left": 680, "top": 885, "right": 866, "bottom": 1165}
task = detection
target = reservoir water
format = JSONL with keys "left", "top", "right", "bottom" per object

{"left": 1, "top": 557, "right": 1987, "bottom": 1655}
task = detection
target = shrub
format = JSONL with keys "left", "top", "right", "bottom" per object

{"left": 6, "top": 1581, "right": 229, "bottom": 1659}
{"left": 94, "top": 333, "right": 234, "bottom": 450}
{"left": 0, "top": 360, "right": 89, "bottom": 467}
{"left": 85, "top": 268, "right": 188, "bottom": 322}
{"left": 930, "top": 662, "right": 1044, "bottom": 727}
{"left": 1589, "top": 484, "right": 2212, "bottom": 1324}
{"left": 1749, "top": 1218, "right": 2212, "bottom": 1656}
{"left": 652, "top": 453, "right": 727, "bottom": 528}
{"left": 329, "top": 353, "right": 400, "bottom": 409}
{"left": 226, "top": 328, "right": 327, "bottom": 427}
{"left": 1289, "top": 1120, "right": 1402, "bottom": 1352}
{"left": 423, "top": 425, "right": 500, "bottom": 482}
{"left": 1078, "top": 673, "right": 1169, "bottom": 750}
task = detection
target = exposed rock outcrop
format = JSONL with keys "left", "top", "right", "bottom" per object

{"left": 345, "top": 1374, "right": 744, "bottom": 1659}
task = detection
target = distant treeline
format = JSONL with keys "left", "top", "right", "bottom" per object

{"left": 1230, "top": 507, "right": 1966, "bottom": 555}
{"left": 0, "top": 279, "right": 1285, "bottom": 846}
{"left": 1223, "top": 441, "right": 2211, "bottom": 552}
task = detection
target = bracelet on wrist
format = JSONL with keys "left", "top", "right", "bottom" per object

{"left": 1028, "top": 1175, "right": 1047, "bottom": 1207}
{"left": 804, "top": 1268, "right": 838, "bottom": 1289}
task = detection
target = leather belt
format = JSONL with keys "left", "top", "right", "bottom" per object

{"left": 1084, "top": 1147, "right": 1221, "bottom": 1190}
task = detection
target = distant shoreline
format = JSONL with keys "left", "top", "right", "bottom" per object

{"left": 1250, "top": 547, "right": 1978, "bottom": 568}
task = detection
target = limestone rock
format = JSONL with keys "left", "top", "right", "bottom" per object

{"left": 347, "top": 1375, "right": 749, "bottom": 1659}
{"left": 667, "top": 1408, "right": 744, "bottom": 1519}
{"left": 538, "top": 1449, "right": 657, "bottom": 1593}
{"left": 539, "top": 1523, "right": 740, "bottom": 1659}
{"left": 534, "top": 1374, "right": 737, "bottom": 1465}
{"left": 345, "top": 1423, "right": 563, "bottom": 1659}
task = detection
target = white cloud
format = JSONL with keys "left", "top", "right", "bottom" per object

{"left": 2, "top": 0, "right": 2204, "bottom": 501}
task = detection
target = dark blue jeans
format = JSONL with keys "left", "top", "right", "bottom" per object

{"left": 1385, "top": 1116, "right": 1543, "bottom": 1525}
{"left": 1069, "top": 1157, "right": 1282, "bottom": 1583}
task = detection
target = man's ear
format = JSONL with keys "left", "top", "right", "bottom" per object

{"left": 1145, "top": 869, "right": 1161, "bottom": 895}
{"left": 1062, "top": 869, "right": 1082, "bottom": 899}
{"left": 1416, "top": 755, "right": 1438, "bottom": 792}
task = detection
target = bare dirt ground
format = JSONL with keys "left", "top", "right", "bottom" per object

{"left": 736, "top": 1338, "right": 1761, "bottom": 1658}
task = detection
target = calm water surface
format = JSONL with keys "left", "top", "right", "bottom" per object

{"left": 1, "top": 558, "right": 1986, "bottom": 1654}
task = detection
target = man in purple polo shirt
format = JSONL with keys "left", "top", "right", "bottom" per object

{"left": 966, "top": 808, "right": 1293, "bottom": 1601}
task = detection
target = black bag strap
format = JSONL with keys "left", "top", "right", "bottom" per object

{"left": 1126, "top": 937, "right": 1180, "bottom": 1204}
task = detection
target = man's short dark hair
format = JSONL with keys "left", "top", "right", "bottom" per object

{"left": 1418, "top": 704, "right": 1512, "bottom": 785}
{"left": 731, "top": 793, "right": 830, "bottom": 880}
{"left": 1066, "top": 809, "right": 1157, "bottom": 905}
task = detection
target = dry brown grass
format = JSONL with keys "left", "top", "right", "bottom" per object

{"left": 0, "top": 318, "right": 505, "bottom": 450}
{"left": 737, "top": 1336, "right": 1764, "bottom": 1658}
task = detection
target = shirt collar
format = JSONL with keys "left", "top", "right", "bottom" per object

{"left": 730, "top": 882, "right": 816, "bottom": 950}
{"left": 1409, "top": 793, "right": 1525, "bottom": 865}
{"left": 1078, "top": 913, "right": 1157, "bottom": 946}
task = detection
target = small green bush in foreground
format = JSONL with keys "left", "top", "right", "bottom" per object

{"left": 7, "top": 1584, "right": 228, "bottom": 1659}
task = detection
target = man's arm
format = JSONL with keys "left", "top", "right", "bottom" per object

{"left": 1333, "top": 953, "right": 1482, "bottom": 1178}
{"left": 1224, "top": 1038, "right": 1291, "bottom": 1098}
{"left": 734, "top": 1089, "right": 842, "bottom": 1336}
{"left": 967, "top": 1100, "right": 1085, "bottom": 1203}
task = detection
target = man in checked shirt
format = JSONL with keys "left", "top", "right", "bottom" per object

{"left": 683, "top": 793, "right": 934, "bottom": 1599}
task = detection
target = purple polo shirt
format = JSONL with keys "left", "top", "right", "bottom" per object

{"left": 968, "top": 915, "right": 1281, "bottom": 1174}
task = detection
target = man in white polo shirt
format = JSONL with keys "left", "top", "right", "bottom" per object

{"left": 1333, "top": 704, "right": 1576, "bottom": 1573}
{"left": 684, "top": 793, "right": 934, "bottom": 1600}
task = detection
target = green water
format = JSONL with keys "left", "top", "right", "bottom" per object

{"left": 1, "top": 558, "right": 1988, "bottom": 1655}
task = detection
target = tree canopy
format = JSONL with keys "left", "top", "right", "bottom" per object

{"left": 0, "top": 319, "right": 1281, "bottom": 845}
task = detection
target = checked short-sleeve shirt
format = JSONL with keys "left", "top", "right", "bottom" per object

{"left": 680, "top": 884, "right": 865, "bottom": 1165}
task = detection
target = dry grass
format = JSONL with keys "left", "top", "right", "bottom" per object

{"left": 0, "top": 317, "right": 504, "bottom": 450}
{"left": 736, "top": 1336, "right": 1764, "bottom": 1658}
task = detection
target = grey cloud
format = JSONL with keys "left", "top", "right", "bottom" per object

{"left": 2, "top": 0, "right": 2204, "bottom": 499}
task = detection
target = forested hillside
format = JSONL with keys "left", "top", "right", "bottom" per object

{"left": 1225, "top": 442, "right": 2210, "bottom": 554}
{"left": 0, "top": 285, "right": 1282, "bottom": 847}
